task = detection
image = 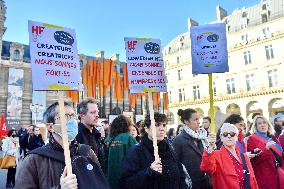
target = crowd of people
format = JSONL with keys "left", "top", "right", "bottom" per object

{"left": 0, "top": 99, "right": 284, "bottom": 189}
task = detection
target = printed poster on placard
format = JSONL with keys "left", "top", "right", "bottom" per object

{"left": 28, "top": 20, "right": 81, "bottom": 91}
{"left": 190, "top": 23, "right": 229, "bottom": 74}
{"left": 124, "top": 38, "right": 167, "bottom": 93}
{"left": 6, "top": 68, "right": 24, "bottom": 129}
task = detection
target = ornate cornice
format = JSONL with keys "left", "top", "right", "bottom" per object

{"left": 169, "top": 88, "right": 284, "bottom": 108}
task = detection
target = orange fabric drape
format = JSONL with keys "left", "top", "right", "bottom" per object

{"left": 103, "top": 59, "right": 113, "bottom": 88}
{"left": 129, "top": 94, "right": 136, "bottom": 108}
{"left": 117, "top": 77, "right": 123, "bottom": 100}
{"left": 66, "top": 91, "right": 79, "bottom": 103}
{"left": 163, "top": 92, "right": 168, "bottom": 111}
{"left": 82, "top": 65, "right": 87, "bottom": 86}
{"left": 152, "top": 92, "right": 159, "bottom": 109}
{"left": 87, "top": 76, "right": 94, "bottom": 97}
{"left": 123, "top": 63, "right": 129, "bottom": 91}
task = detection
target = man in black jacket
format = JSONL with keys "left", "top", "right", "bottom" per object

{"left": 76, "top": 98, "right": 105, "bottom": 168}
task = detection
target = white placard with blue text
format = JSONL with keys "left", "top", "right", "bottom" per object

{"left": 124, "top": 37, "right": 167, "bottom": 94}
{"left": 28, "top": 20, "right": 81, "bottom": 91}
{"left": 190, "top": 23, "right": 229, "bottom": 74}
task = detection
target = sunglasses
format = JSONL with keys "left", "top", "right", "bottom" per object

{"left": 222, "top": 131, "right": 237, "bottom": 137}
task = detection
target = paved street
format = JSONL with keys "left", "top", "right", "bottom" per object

{"left": 0, "top": 151, "right": 8, "bottom": 189}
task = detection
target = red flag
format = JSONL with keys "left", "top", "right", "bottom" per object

{"left": 0, "top": 114, "right": 8, "bottom": 138}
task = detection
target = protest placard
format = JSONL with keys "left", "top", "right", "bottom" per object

{"left": 124, "top": 38, "right": 167, "bottom": 94}
{"left": 190, "top": 23, "right": 228, "bottom": 74}
{"left": 190, "top": 23, "right": 229, "bottom": 134}
{"left": 124, "top": 37, "right": 167, "bottom": 161}
{"left": 29, "top": 20, "right": 81, "bottom": 91}
{"left": 29, "top": 20, "right": 80, "bottom": 176}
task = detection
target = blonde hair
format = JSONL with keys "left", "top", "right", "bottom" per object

{"left": 250, "top": 115, "right": 275, "bottom": 135}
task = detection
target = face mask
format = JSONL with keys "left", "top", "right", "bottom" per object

{"left": 56, "top": 118, "right": 78, "bottom": 142}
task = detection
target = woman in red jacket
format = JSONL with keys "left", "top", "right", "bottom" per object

{"left": 247, "top": 115, "right": 283, "bottom": 189}
{"left": 201, "top": 123, "right": 259, "bottom": 189}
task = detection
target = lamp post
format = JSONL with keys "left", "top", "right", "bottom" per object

{"left": 30, "top": 103, "right": 43, "bottom": 125}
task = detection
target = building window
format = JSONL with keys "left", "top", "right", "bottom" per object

{"left": 179, "top": 89, "right": 182, "bottom": 102}
{"left": 268, "top": 69, "right": 278, "bottom": 87}
{"left": 241, "top": 34, "right": 248, "bottom": 44}
{"left": 177, "top": 56, "right": 181, "bottom": 64}
{"left": 265, "top": 45, "right": 274, "bottom": 60}
{"left": 182, "top": 88, "right": 185, "bottom": 101}
{"left": 213, "top": 81, "right": 217, "bottom": 96}
{"left": 178, "top": 69, "right": 183, "bottom": 80}
{"left": 262, "top": 27, "right": 269, "bottom": 37}
{"left": 169, "top": 91, "right": 172, "bottom": 103}
{"left": 13, "top": 49, "right": 20, "bottom": 60}
{"left": 262, "top": 14, "right": 268, "bottom": 23}
{"left": 243, "top": 51, "right": 252, "bottom": 65}
{"left": 193, "top": 85, "right": 200, "bottom": 100}
{"left": 193, "top": 74, "right": 198, "bottom": 78}
{"left": 226, "top": 78, "right": 236, "bottom": 94}
{"left": 246, "top": 74, "right": 255, "bottom": 91}
{"left": 180, "top": 42, "right": 184, "bottom": 50}
{"left": 168, "top": 47, "right": 171, "bottom": 54}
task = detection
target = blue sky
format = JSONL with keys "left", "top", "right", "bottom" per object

{"left": 4, "top": 0, "right": 259, "bottom": 60}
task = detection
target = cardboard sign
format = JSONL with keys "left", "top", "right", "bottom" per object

{"left": 124, "top": 37, "right": 167, "bottom": 93}
{"left": 29, "top": 21, "right": 81, "bottom": 91}
{"left": 190, "top": 23, "right": 229, "bottom": 74}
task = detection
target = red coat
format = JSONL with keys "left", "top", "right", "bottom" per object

{"left": 247, "top": 134, "right": 279, "bottom": 189}
{"left": 200, "top": 146, "right": 259, "bottom": 189}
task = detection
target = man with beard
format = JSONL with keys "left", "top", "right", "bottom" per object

{"left": 76, "top": 98, "right": 105, "bottom": 167}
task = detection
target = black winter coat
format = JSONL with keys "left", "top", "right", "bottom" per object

{"left": 172, "top": 130, "right": 212, "bottom": 189}
{"left": 119, "top": 136, "right": 187, "bottom": 189}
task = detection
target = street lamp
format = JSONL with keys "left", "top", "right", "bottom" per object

{"left": 30, "top": 103, "right": 44, "bottom": 125}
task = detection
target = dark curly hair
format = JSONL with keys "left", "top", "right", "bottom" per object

{"left": 177, "top": 108, "right": 197, "bottom": 124}
{"left": 143, "top": 112, "right": 167, "bottom": 128}
{"left": 223, "top": 114, "right": 244, "bottom": 125}
{"left": 110, "top": 115, "right": 132, "bottom": 137}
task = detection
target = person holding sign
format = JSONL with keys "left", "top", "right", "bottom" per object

{"left": 200, "top": 123, "right": 259, "bottom": 189}
{"left": 15, "top": 101, "right": 109, "bottom": 189}
{"left": 119, "top": 112, "right": 188, "bottom": 189}
{"left": 173, "top": 109, "right": 212, "bottom": 189}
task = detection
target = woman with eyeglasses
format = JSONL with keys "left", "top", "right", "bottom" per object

{"left": 200, "top": 123, "right": 259, "bottom": 189}
{"left": 247, "top": 115, "right": 283, "bottom": 189}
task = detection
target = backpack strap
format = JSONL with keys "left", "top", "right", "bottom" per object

{"left": 240, "top": 153, "right": 250, "bottom": 189}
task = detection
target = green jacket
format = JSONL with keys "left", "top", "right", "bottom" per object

{"left": 105, "top": 133, "right": 137, "bottom": 189}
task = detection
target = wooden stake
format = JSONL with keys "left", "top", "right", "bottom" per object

{"left": 208, "top": 74, "right": 215, "bottom": 134}
{"left": 148, "top": 92, "right": 159, "bottom": 161}
{"left": 58, "top": 91, "right": 72, "bottom": 175}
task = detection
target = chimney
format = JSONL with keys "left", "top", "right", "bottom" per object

{"left": 188, "top": 18, "right": 199, "bottom": 30}
{"left": 216, "top": 5, "right": 227, "bottom": 21}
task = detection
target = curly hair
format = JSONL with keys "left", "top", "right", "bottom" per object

{"left": 110, "top": 115, "right": 132, "bottom": 137}
{"left": 143, "top": 112, "right": 167, "bottom": 128}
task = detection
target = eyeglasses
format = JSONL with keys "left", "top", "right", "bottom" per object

{"left": 55, "top": 113, "right": 77, "bottom": 121}
{"left": 222, "top": 131, "right": 237, "bottom": 137}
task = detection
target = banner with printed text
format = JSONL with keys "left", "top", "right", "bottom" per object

{"left": 124, "top": 38, "right": 167, "bottom": 93}
{"left": 28, "top": 20, "right": 81, "bottom": 91}
{"left": 6, "top": 68, "right": 24, "bottom": 129}
{"left": 190, "top": 23, "right": 229, "bottom": 74}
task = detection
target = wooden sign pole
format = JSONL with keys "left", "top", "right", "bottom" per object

{"left": 58, "top": 91, "right": 73, "bottom": 175}
{"left": 148, "top": 92, "right": 159, "bottom": 161}
{"left": 208, "top": 74, "right": 215, "bottom": 134}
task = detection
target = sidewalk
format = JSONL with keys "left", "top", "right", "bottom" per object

{"left": 0, "top": 151, "right": 8, "bottom": 189}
